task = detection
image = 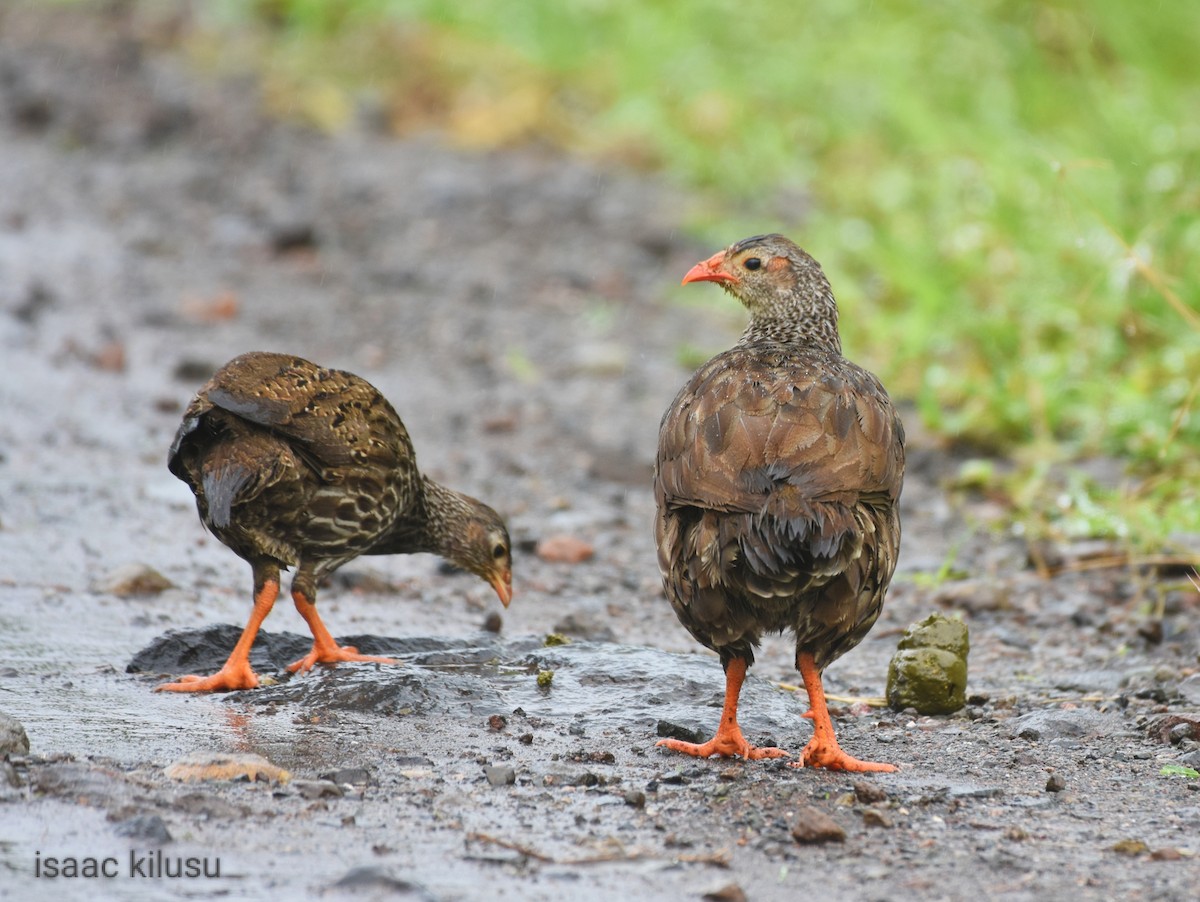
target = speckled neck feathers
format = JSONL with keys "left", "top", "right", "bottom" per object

{"left": 726, "top": 234, "right": 842, "bottom": 355}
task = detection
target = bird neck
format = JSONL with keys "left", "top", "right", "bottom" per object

{"left": 417, "top": 477, "right": 479, "bottom": 562}
{"left": 737, "top": 280, "right": 842, "bottom": 354}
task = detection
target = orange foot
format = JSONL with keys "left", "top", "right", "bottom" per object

{"left": 287, "top": 643, "right": 397, "bottom": 674}
{"left": 155, "top": 660, "right": 260, "bottom": 693}
{"left": 791, "top": 736, "right": 896, "bottom": 773}
{"left": 657, "top": 728, "right": 788, "bottom": 761}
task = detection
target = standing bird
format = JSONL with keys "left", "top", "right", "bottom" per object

{"left": 158, "top": 351, "right": 513, "bottom": 693}
{"left": 655, "top": 235, "right": 904, "bottom": 772}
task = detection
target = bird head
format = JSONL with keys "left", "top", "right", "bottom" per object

{"left": 458, "top": 501, "right": 514, "bottom": 608}
{"left": 681, "top": 234, "right": 840, "bottom": 349}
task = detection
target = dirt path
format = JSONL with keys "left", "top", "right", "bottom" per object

{"left": 1, "top": 5, "right": 1198, "bottom": 900}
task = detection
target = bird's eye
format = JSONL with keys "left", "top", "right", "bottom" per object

{"left": 492, "top": 544, "right": 507, "bottom": 559}
{"left": 743, "top": 257, "right": 762, "bottom": 271}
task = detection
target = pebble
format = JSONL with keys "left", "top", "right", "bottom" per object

{"left": 0, "top": 712, "right": 30, "bottom": 756}
{"left": 292, "top": 779, "right": 344, "bottom": 799}
{"left": 790, "top": 806, "right": 846, "bottom": 844}
{"left": 702, "top": 884, "right": 748, "bottom": 902}
{"left": 322, "top": 767, "right": 371, "bottom": 785}
{"left": 165, "top": 752, "right": 290, "bottom": 784}
{"left": 624, "top": 789, "right": 646, "bottom": 808}
{"left": 861, "top": 808, "right": 893, "bottom": 828}
{"left": 93, "top": 563, "right": 174, "bottom": 596}
{"left": 1045, "top": 774, "right": 1067, "bottom": 792}
{"left": 1008, "top": 708, "right": 1121, "bottom": 741}
{"left": 485, "top": 765, "right": 516, "bottom": 787}
{"left": 1179, "top": 673, "right": 1200, "bottom": 707}
{"left": 535, "top": 535, "right": 595, "bottom": 564}
{"left": 854, "top": 780, "right": 888, "bottom": 804}
{"left": 112, "top": 814, "right": 173, "bottom": 845}
{"left": 330, "top": 866, "right": 434, "bottom": 899}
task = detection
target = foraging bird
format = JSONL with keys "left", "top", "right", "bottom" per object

{"left": 655, "top": 235, "right": 904, "bottom": 772}
{"left": 158, "top": 352, "right": 512, "bottom": 692}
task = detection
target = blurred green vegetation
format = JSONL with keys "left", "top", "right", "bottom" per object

{"left": 197, "top": 0, "right": 1199, "bottom": 551}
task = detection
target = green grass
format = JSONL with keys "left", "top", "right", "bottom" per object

{"left": 198, "top": 0, "right": 1200, "bottom": 551}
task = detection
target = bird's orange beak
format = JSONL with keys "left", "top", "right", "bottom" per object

{"left": 681, "top": 250, "right": 738, "bottom": 286}
{"left": 490, "top": 568, "right": 513, "bottom": 608}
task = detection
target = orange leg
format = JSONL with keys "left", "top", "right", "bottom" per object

{"left": 155, "top": 580, "right": 279, "bottom": 693}
{"left": 286, "top": 589, "right": 397, "bottom": 673}
{"left": 657, "top": 657, "right": 789, "bottom": 761}
{"left": 792, "top": 651, "right": 895, "bottom": 773}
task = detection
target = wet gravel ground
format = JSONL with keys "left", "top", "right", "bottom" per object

{"left": 2, "top": 5, "right": 1199, "bottom": 900}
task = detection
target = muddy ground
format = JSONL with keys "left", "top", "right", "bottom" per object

{"left": 1, "top": 5, "right": 1199, "bottom": 901}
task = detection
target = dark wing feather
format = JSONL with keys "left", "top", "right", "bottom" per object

{"left": 654, "top": 345, "right": 904, "bottom": 667}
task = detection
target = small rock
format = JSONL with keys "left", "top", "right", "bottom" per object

{"left": 330, "top": 866, "right": 434, "bottom": 899}
{"left": 321, "top": 768, "right": 371, "bottom": 786}
{"left": 485, "top": 765, "right": 516, "bottom": 787}
{"left": 1045, "top": 774, "right": 1067, "bottom": 792}
{"left": 853, "top": 780, "right": 888, "bottom": 804}
{"left": 623, "top": 789, "right": 646, "bottom": 808}
{"left": 536, "top": 670, "right": 554, "bottom": 689}
{"left": 1009, "top": 708, "right": 1121, "bottom": 741}
{"left": 887, "top": 613, "right": 969, "bottom": 714}
{"left": 656, "top": 720, "right": 706, "bottom": 745}
{"left": 535, "top": 535, "right": 594, "bottom": 564}
{"left": 702, "top": 884, "right": 748, "bottom": 902}
{"left": 1110, "top": 838, "right": 1149, "bottom": 856}
{"left": 488, "top": 714, "right": 508, "bottom": 732}
{"left": 1150, "top": 847, "right": 1187, "bottom": 861}
{"left": 171, "top": 792, "right": 243, "bottom": 819}
{"left": 790, "top": 806, "right": 846, "bottom": 844}
{"left": 165, "top": 752, "right": 289, "bottom": 784}
{"left": 0, "top": 712, "right": 30, "bottom": 756}
{"left": 93, "top": 563, "right": 175, "bottom": 596}
{"left": 482, "top": 611, "right": 503, "bottom": 633}
{"left": 861, "top": 808, "right": 893, "bottom": 828}
{"left": 1179, "top": 674, "right": 1200, "bottom": 707}
{"left": 112, "top": 814, "right": 173, "bottom": 845}
{"left": 292, "top": 779, "right": 343, "bottom": 799}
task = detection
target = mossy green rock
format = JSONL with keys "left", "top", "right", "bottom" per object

{"left": 887, "top": 648, "right": 967, "bottom": 714}
{"left": 897, "top": 613, "right": 969, "bottom": 657}
{"left": 887, "top": 614, "right": 969, "bottom": 714}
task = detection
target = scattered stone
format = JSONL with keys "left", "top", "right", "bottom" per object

{"left": 485, "top": 765, "right": 516, "bottom": 787}
{"left": 518, "top": 733, "right": 534, "bottom": 745}
{"left": 93, "top": 563, "right": 174, "bottom": 596}
{"left": 1045, "top": 774, "right": 1067, "bottom": 792}
{"left": 861, "top": 808, "right": 893, "bottom": 828}
{"left": 1178, "top": 674, "right": 1200, "bottom": 707}
{"left": 488, "top": 714, "right": 508, "bottom": 731}
{"left": 854, "top": 780, "right": 888, "bottom": 804}
{"left": 535, "top": 534, "right": 594, "bottom": 564}
{"left": 292, "top": 779, "right": 344, "bottom": 799}
{"left": 887, "top": 614, "right": 969, "bottom": 714}
{"left": 624, "top": 789, "right": 646, "bottom": 808}
{"left": 543, "top": 633, "right": 571, "bottom": 647}
{"left": 0, "top": 712, "right": 30, "bottom": 756}
{"left": 165, "top": 752, "right": 289, "bottom": 784}
{"left": 1150, "top": 847, "right": 1187, "bottom": 861}
{"left": 790, "top": 806, "right": 846, "bottom": 844}
{"left": 330, "top": 866, "right": 434, "bottom": 898}
{"left": 322, "top": 768, "right": 371, "bottom": 786}
{"left": 171, "top": 792, "right": 244, "bottom": 819}
{"left": 1008, "top": 708, "right": 1122, "bottom": 741}
{"left": 537, "top": 669, "right": 554, "bottom": 689}
{"left": 702, "top": 884, "right": 748, "bottom": 902}
{"left": 1110, "top": 838, "right": 1149, "bottom": 856}
{"left": 656, "top": 720, "right": 706, "bottom": 745}
{"left": 482, "top": 611, "right": 503, "bottom": 633}
{"left": 111, "top": 814, "right": 173, "bottom": 845}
